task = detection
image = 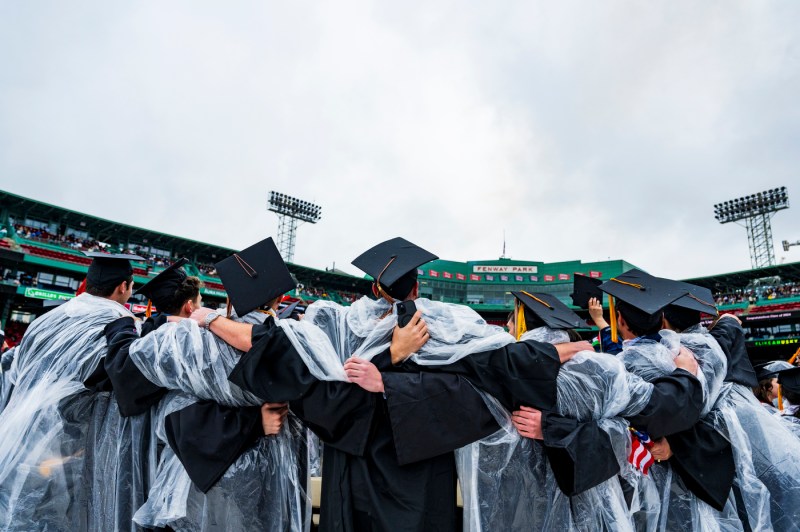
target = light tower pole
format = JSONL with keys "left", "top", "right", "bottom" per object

{"left": 713, "top": 187, "right": 789, "bottom": 269}
{"left": 268, "top": 191, "right": 322, "bottom": 263}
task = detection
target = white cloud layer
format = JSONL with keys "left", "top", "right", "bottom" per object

{"left": 1, "top": 1, "right": 799, "bottom": 279}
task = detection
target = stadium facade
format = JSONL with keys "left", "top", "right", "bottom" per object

{"left": 1, "top": 189, "right": 799, "bottom": 362}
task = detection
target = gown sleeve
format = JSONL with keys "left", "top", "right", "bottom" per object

{"left": 626, "top": 369, "right": 704, "bottom": 439}
{"left": 598, "top": 326, "right": 623, "bottom": 355}
{"left": 101, "top": 316, "right": 168, "bottom": 417}
{"left": 164, "top": 400, "right": 264, "bottom": 493}
{"left": 412, "top": 339, "right": 561, "bottom": 412}
{"left": 382, "top": 371, "right": 501, "bottom": 465}
{"left": 667, "top": 421, "right": 736, "bottom": 511}
{"left": 540, "top": 413, "right": 618, "bottom": 496}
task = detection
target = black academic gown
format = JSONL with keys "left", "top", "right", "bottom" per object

{"left": 101, "top": 317, "right": 275, "bottom": 497}
{"left": 228, "top": 317, "right": 564, "bottom": 532}
{"left": 541, "top": 368, "right": 706, "bottom": 496}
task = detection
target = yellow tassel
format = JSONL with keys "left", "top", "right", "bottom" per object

{"left": 516, "top": 302, "right": 527, "bottom": 341}
{"left": 145, "top": 300, "right": 152, "bottom": 318}
{"left": 778, "top": 384, "right": 784, "bottom": 411}
{"left": 609, "top": 296, "right": 618, "bottom": 344}
{"left": 788, "top": 347, "right": 800, "bottom": 366}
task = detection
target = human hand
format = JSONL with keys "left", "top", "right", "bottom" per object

{"left": 389, "top": 310, "right": 429, "bottom": 364}
{"left": 588, "top": 297, "right": 608, "bottom": 328}
{"left": 344, "top": 357, "right": 385, "bottom": 393}
{"left": 650, "top": 437, "right": 673, "bottom": 461}
{"left": 189, "top": 307, "right": 215, "bottom": 328}
{"left": 554, "top": 341, "right": 594, "bottom": 364}
{"left": 674, "top": 346, "right": 699, "bottom": 376}
{"left": 511, "top": 406, "right": 544, "bottom": 440}
{"left": 261, "top": 402, "right": 289, "bottom": 435}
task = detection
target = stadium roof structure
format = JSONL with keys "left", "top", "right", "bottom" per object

{"left": 0, "top": 189, "right": 371, "bottom": 294}
{"left": 1, "top": 189, "right": 236, "bottom": 259}
{"left": 682, "top": 261, "right": 800, "bottom": 293}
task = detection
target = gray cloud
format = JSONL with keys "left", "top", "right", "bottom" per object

{"left": 1, "top": 1, "right": 798, "bottom": 279}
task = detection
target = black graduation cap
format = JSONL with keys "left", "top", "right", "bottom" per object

{"left": 778, "top": 367, "right": 800, "bottom": 395}
{"left": 570, "top": 274, "right": 603, "bottom": 309}
{"left": 754, "top": 360, "right": 795, "bottom": 381}
{"left": 598, "top": 269, "right": 687, "bottom": 315}
{"left": 83, "top": 252, "right": 144, "bottom": 286}
{"left": 351, "top": 237, "right": 438, "bottom": 289}
{"left": 512, "top": 291, "right": 585, "bottom": 330}
{"left": 277, "top": 300, "right": 301, "bottom": 320}
{"left": 134, "top": 258, "right": 190, "bottom": 308}
{"left": 666, "top": 281, "right": 718, "bottom": 316}
{"left": 215, "top": 237, "right": 296, "bottom": 316}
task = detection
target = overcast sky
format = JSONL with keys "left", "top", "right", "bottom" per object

{"left": 1, "top": 1, "right": 799, "bottom": 279}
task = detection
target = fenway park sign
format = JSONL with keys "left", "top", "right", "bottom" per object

{"left": 472, "top": 265, "right": 538, "bottom": 274}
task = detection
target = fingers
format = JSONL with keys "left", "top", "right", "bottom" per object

{"left": 518, "top": 405, "right": 540, "bottom": 413}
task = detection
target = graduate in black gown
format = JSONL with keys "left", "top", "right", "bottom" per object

{"left": 194, "top": 237, "right": 589, "bottom": 531}
{"left": 105, "top": 239, "right": 309, "bottom": 531}
{"left": 0, "top": 252, "right": 148, "bottom": 531}
{"left": 599, "top": 270, "right": 746, "bottom": 530}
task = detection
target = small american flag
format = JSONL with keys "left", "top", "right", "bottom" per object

{"left": 628, "top": 427, "right": 655, "bottom": 475}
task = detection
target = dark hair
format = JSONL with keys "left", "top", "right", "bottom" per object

{"left": 663, "top": 305, "right": 701, "bottom": 332}
{"left": 156, "top": 276, "right": 202, "bottom": 314}
{"left": 86, "top": 276, "right": 133, "bottom": 297}
{"left": 379, "top": 270, "right": 418, "bottom": 300}
{"left": 752, "top": 380, "right": 773, "bottom": 404}
{"left": 616, "top": 300, "right": 662, "bottom": 337}
{"left": 566, "top": 329, "right": 583, "bottom": 342}
{"left": 783, "top": 389, "right": 800, "bottom": 415}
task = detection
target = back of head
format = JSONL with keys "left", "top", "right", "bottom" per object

{"left": 86, "top": 275, "right": 133, "bottom": 298}
{"left": 378, "top": 270, "right": 418, "bottom": 301}
{"left": 616, "top": 300, "right": 662, "bottom": 337}
{"left": 154, "top": 276, "right": 202, "bottom": 314}
{"left": 663, "top": 304, "right": 702, "bottom": 332}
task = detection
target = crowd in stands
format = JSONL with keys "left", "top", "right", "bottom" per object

{"left": 14, "top": 223, "right": 104, "bottom": 253}
{"left": 715, "top": 281, "right": 800, "bottom": 306}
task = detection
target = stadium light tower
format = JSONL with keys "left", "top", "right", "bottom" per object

{"left": 784, "top": 240, "right": 800, "bottom": 252}
{"left": 713, "top": 187, "right": 789, "bottom": 269}
{"left": 268, "top": 191, "right": 322, "bottom": 263}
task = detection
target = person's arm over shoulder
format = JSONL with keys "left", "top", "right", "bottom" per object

{"left": 101, "top": 316, "right": 167, "bottom": 417}
{"left": 626, "top": 369, "right": 703, "bottom": 439}
{"left": 227, "top": 317, "right": 317, "bottom": 403}
{"left": 540, "top": 412, "right": 619, "bottom": 496}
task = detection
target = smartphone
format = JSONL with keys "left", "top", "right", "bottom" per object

{"left": 396, "top": 300, "right": 417, "bottom": 328}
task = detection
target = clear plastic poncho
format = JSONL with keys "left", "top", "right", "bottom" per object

{"left": 619, "top": 330, "right": 748, "bottom": 532}
{"left": 128, "top": 311, "right": 310, "bottom": 532}
{"left": 0, "top": 293, "right": 150, "bottom": 532}
{"left": 456, "top": 326, "right": 656, "bottom": 532}
{"left": 0, "top": 347, "right": 17, "bottom": 414}
{"left": 277, "top": 296, "right": 515, "bottom": 378}
{"left": 706, "top": 356, "right": 800, "bottom": 531}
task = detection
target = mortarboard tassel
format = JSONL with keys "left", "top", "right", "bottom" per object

{"left": 788, "top": 348, "right": 800, "bottom": 366}
{"left": 609, "top": 295, "right": 618, "bottom": 344}
{"left": 516, "top": 301, "right": 527, "bottom": 341}
{"left": 145, "top": 300, "right": 152, "bottom": 318}
{"left": 76, "top": 278, "right": 87, "bottom": 296}
{"left": 778, "top": 384, "right": 784, "bottom": 411}
{"left": 226, "top": 297, "right": 232, "bottom": 319}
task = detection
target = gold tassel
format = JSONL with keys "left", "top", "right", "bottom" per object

{"left": 788, "top": 347, "right": 800, "bottom": 366}
{"left": 778, "top": 384, "right": 785, "bottom": 411}
{"left": 516, "top": 301, "right": 527, "bottom": 341}
{"left": 145, "top": 300, "right": 152, "bottom": 318}
{"left": 609, "top": 296, "right": 618, "bottom": 344}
